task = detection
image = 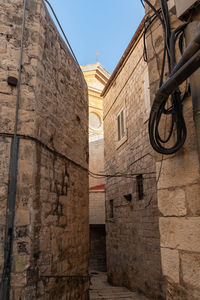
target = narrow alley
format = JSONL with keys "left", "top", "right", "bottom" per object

{"left": 1, "top": 0, "right": 200, "bottom": 299}
{"left": 90, "top": 272, "right": 149, "bottom": 300}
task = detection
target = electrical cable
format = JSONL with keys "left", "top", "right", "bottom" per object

{"left": 0, "top": 132, "right": 155, "bottom": 179}
{"left": 143, "top": 0, "right": 164, "bottom": 28}
{"left": 160, "top": 0, "right": 171, "bottom": 62}
{"left": 142, "top": 1, "right": 167, "bottom": 87}
{"left": 43, "top": 0, "right": 80, "bottom": 68}
{"left": 143, "top": 10, "right": 162, "bottom": 62}
{"left": 140, "top": 0, "right": 145, "bottom": 9}
{"left": 142, "top": 0, "right": 188, "bottom": 154}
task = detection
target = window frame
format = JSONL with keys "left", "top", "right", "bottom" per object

{"left": 117, "top": 108, "right": 125, "bottom": 141}
{"left": 116, "top": 106, "right": 127, "bottom": 148}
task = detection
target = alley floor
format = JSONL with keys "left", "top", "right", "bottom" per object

{"left": 89, "top": 272, "right": 149, "bottom": 300}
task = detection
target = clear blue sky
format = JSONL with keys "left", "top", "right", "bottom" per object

{"left": 49, "top": 0, "right": 145, "bottom": 74}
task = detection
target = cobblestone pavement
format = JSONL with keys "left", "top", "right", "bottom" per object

{"left": 89, "top": 272, "right": 149, "bottom": 300}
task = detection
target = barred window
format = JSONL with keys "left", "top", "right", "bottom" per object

{"left": 137, "top": 174, "right": 144, "bottom": 200}
{"left": 109, "top": 200, "right": 114, "bottom": 218}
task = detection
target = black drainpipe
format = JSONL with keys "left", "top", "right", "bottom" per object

{"left": 0, "top": 0, "right": 27, "bottom": 299}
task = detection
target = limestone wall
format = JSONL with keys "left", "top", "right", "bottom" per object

{"left": 0, "top": 0, "right": 89, "bottom": 299}
{"left": 146, "top": 1, "right": 200, "bottom": 299}
{"left": 89, "top": 192, "right": 105, "bottom": 225}
{"left": 103, "top": 34, "right": 164, "bottom": 299}
{"left": 89, "top": 138, "right": 105, "bottom": 189}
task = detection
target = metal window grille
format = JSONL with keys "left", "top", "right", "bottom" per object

{"left": 137, "top": 174, "right": 144, "bottom": 200}
{"left": 110, "top": 200, "right": 114, "bottom": 218}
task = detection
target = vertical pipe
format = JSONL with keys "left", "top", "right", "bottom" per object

{"left": 185, "top": 22, "right": 200, "bottom": 163}
{"left": 0, "top": 0, "right": 27, "bottom": 299}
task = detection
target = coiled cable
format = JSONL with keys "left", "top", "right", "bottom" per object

{"left": 143, "top": 0, "right": 188, "bottom": 154}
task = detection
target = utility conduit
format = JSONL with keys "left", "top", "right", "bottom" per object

{"left": 149, "top": 26, "right": 200, "bottom": 155}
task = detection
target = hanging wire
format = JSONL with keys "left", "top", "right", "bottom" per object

{"left": 43, "top": 0, "right": 80, "bottom": 67}
{"left": 142, "top": 0, "right": 188, "bottom": 155}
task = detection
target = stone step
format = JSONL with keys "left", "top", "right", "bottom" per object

{"left": 90, "top": 272, "right": 149, "bottom": 300}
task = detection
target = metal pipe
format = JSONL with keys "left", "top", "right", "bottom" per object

{"left": 150, "top": 24, "right": 200, "bottom": 113}
{"left": 171, "top": 26, "right": 200, "bottom": 76}
{"left": 149, "top": 48, "right": 200, "bottom": 154}
{"left": 185, "top": 21, "right": 200, "bottom": 163}
{"left": 151, "top": 48, "right": 200, "bottom": 112}
{"left": 0, "top": 0, "right": 27, "bottom": 299}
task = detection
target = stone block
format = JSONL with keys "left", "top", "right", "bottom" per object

{"left": 160, "top": 217, "right": 200, "bottom": 252}
{"left": 185, "top": 184, "right": 200, "bottom": 216}
{"left": 156, "top": 151, "right": 199, "bottom": 189}
{"left": 11, "top": 273, "right": 27, "bottom": 287}
{"left": 59, "top": 216, "right": 67, "bottom": 226}
{"left": 158, "top": 188, "right": 186, "bottom": 216}
{"left": 0, "top": 40, "right": 7, "bottom": 54}
{"left": 18, "top": 159, "right": 33, "bottom": 172}
{"left": 15, "top": 209, "right": 30, "bottom": 226}
{"left": 14, "top": 254, "right": 29, "bottom": 273}
{"left": 0, "top": 0, "right": 89, "bottom": 298}
{"left": 0, "top": 24, "right": 11, "bottom": 35}
{"left": 180, "top": 252, "right": 200, "bottom": 289}
{"left": 161, "top": 247, "right": 179, "bottom": 283}
{"left": 0, "top": 93, "right": 17, "bottom": 107}
{"left": 59, "top": 195, "right": 68, "bottom": 205}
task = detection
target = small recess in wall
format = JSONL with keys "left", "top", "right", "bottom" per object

{"left": 7, "top": 76, "right": 18, "bottom": 87}
{"left": 124, "top": 194, "right": 132, "bottom": 202}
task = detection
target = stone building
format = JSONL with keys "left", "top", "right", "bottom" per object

{"left": 0, "top": 0, "right": 89, "bottom": 299}
{"left": 102, "top": 20, "right": 164, "bottom": 299}
{"left": 145, "top": 1, "right": 200, "bottom": 299}
{"left": 103, "top": 1, "right": 200, "bottom": 300}
{"left": 81, "top": 63, "right": 110, "bottom": 272}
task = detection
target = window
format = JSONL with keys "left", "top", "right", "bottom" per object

{"left": 136, "top": 175, "right": 144, "bottom": 200}
{"left": 117, "top": 109, "right": 125, "bottom": 141}
{"left": 109, "top": 200, "right": 114, "bottom": 218}
{"left": 89, "top": 112, "right": 102, "bottom": 130}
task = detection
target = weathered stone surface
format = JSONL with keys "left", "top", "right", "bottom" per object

{"left": 90, "top": 272, "right": 150, "bottom": 300}
{"left": 82, "top": 64, "right": 108, "bottom": 273}
{"left": 180, "top": 252, "right": 200, "bottom": 290}
{"left": 103, "top": 26, "right": 164, "bottom": 299}
{"left": 89, "top": 192, "right": 105, "bottom": 224}
{"left": 146, "top": 2, "right": 200, "bottom": 299}
{"left": 185, "top": 184, "right": 200, "bottom": 216}
{"left": 158, "top": 188, "right": 186, "bottom": 216}
{"left": 156, "top": 151, "right": 199, "bottom": 190}
{"left": 0, "top": 0, "right": 89, "bottom": 299}
{"left": 161, "top": 248, "right": 179, "bottom": 283}
{"left": 160, "top": 217, "right": 200, "bottom": 252}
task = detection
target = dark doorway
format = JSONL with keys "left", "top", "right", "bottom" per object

{"left": 90, "top": 224, "right": 106, "bottom": 272}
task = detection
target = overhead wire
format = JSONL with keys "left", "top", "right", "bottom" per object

{"left": 143, "top": 9, "right": 162, "bottom": 63}
{"left": 1, "top": 132, "right": 155, "bottom": 180}
{"left": 140, "top": 0, "right": 145, "bottom": 9}
{"left": 43, "top": 0, "right": 80, "bottom": 68}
